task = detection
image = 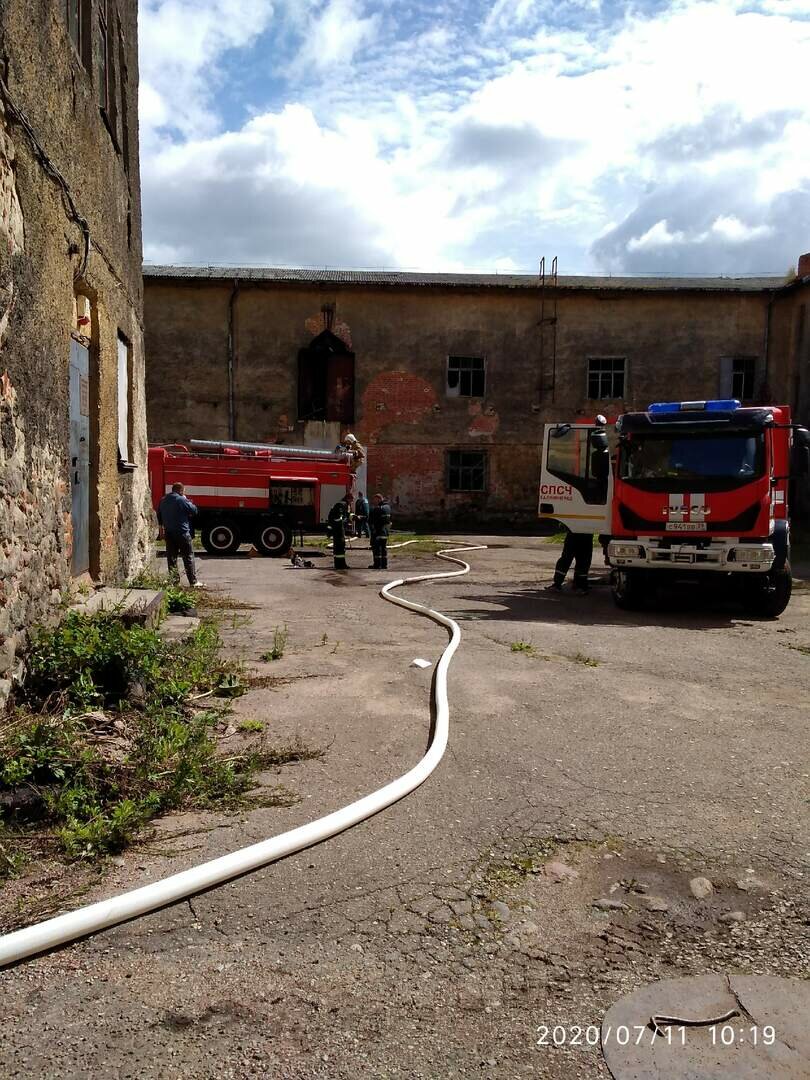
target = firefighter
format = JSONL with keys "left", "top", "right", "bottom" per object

{"left": 546, "top": 528, "right": 593, "bottom": 595}
{"left": 327, "top": 495, "right": 352, "bottom": 570}
{"left": 354, "top": 491, "right": 370, "bottom": 538}
{"left": 157, "top": 482, "right": 203, "bottom": 587}
{"left": 368, "top": 492, "right": 392, "bottom": 570}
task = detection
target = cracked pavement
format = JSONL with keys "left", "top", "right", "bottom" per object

{"left": 0, "top": 537, "right": 808, "bottom": 1078}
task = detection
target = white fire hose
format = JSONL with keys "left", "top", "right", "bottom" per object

{"left": 0, "top": 542, "right": 484, "bottom": 968}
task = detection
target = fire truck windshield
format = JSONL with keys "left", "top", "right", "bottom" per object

{"left": 619, "top": 432, "right": 765, "bottom": 491}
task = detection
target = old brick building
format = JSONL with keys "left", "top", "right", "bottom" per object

{"left": 144, "top": 263, "right": 810, "bottom": 526}
{"left": 0, "top": 2, "right": 150, "bottom": 705}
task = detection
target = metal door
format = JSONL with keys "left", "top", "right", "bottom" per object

{"left": 69, "top": 339, "right": 90, "bottom": 575}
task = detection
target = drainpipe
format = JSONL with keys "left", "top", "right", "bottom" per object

{"left": 227, "top": 279, "right": 240, "bottom": 439}
{"left": 762, "top": 289, "right": 776, "bottom": 398}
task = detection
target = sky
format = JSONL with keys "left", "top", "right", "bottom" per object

{"left": 138, "top": 0, "right": 810, "bottom": 276}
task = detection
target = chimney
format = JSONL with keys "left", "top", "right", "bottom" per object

{"left": 798, "top": 252, "right": 810, "bottom": 279}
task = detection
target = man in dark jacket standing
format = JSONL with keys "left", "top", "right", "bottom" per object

{"left": 354, "top": 492, "right": 370, "bottom": 537}
{"left": 157, "top": 482, "right": 202, "bottom": 587}
{"left": 368, "top": 493, "right": 392, "bottom": 570}
{"left": 546, "top": 528, "right": 593, "bottom": 595}
{"left": 328, "top": 495, "right": 352, "bottom": 570}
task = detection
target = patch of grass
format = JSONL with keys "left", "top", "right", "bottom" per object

{"left": 0, "top": 613, "right": 278, "bottom": 865}
{"left": 256, "top": 738, "right": 327, "bottom": 768}
{"left": 547, "top": 532, "right": 600, "bottom": 547}
{"left": 511, "top": 641, "right": 537, "bottom": 656}
{"left": 194, "top": 592, "right": 260, "bottom": 613}
{"left": 237, "top": 719, "right": 264, "bottom": 734}
{"left": 261, "top": 625, "right": 288, "bottom": 662}
{"left": 569, "top": 651, "right": 600, "bottom": 667}
{"left": 480, "top": 837, "right": 562, "bottom": 890}
{"left": 128, "top": 570, "right": 195, "bottom": 615}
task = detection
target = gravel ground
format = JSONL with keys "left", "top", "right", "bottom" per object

{"left": 0, "top": 536, "right": 808, "bottom": 1079}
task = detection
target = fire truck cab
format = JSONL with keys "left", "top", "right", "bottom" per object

{"left": 539, "top": 400, "right": 810, "bottom": 616}
{"left": 148, "top": 440, "right": 355, "bottom": 557}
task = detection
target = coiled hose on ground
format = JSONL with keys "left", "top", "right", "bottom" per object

{"left": 0, "top": 542, "right": 485, "bottom": 968}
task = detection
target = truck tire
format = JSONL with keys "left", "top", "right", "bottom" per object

{"left": 255, "top": 523, "right": 292, "bottom": 557}
{"left": 747, "top": 565, "right": 792, "bottom": 618}
{"left": 201, "top": 521, "right": 242, "bottom": 555}
{"left": 611, "top": 568, "right": 645, "bottom": 610}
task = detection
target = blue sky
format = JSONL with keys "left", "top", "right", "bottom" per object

{"left": 139, "top": 0, "right": 810, "bottom": 274}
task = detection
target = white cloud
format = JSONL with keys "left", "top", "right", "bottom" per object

{"left": 292, "top": 0, "right": 381, "bottom": 72}
{"left": 628, "top": 221, "right": 686, "bottom": 251}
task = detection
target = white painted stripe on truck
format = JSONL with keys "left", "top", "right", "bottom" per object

{"left": 165, "top": 485, "right": 267, "bottom": 499}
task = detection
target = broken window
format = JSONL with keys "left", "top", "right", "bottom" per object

{"left": 447, "top": 450, "right": 487, "bottom": 493}
{"left": 298, "top": 330, "right": 355, "bottom": 423}
{"left": 447, "top": 356, "right": 485, "bottom": 397}
{"left": 97, "top": 0, "right": 111, "bottom": 115}
{"left": 732, "top": 356, "right": 756, "bottom": 401}
{"left": 67, "top": 0, "right": 90, "bottom": 67}
{"left": 587, "top": 356, "right": 626, "bottom": 399}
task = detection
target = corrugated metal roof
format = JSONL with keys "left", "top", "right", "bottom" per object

{"left": 142, "top": 264, "right": 784, "bottom": 293}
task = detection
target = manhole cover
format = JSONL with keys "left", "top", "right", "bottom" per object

{"left": 602, "top": 974, "right": 810, "bottom": 1079}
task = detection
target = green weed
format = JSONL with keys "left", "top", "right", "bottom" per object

{"left": 261, "top": 625, "right": 288, "bottom": 662}
{"left": 238, "top": 719, "right": 264, "bottom": 734}
{"left": 510, "top": 641, "right": 537, "bottom": 656}
{"left": 127, "top": 570, "right": 195, "bottom": 614}
{"left": 569, "top": 652, "right": 600, "bottom": 667}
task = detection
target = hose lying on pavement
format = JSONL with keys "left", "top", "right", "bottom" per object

{"left": 0, "top": 543, "right": 486, "bottom": 968}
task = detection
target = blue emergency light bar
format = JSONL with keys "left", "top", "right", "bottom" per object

{"left": 648, "top": 399, "right": 741, "bottom": 414}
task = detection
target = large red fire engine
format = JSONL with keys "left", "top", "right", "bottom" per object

{"left": 539, "top": 399, "right": 810, "bottom": 616}
{"left": 148, "top": 440, "right": 354, "bottom": 556}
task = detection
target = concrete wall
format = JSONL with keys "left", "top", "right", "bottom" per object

{"left": 145, "top": 276, "right": 782, "bottom": 526}
{"left": 0, "top": 2, "right": 149, "bottom": 707}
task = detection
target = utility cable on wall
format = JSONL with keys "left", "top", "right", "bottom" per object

{"left": 0, "top": 70, "right": 91, "bottom": 281}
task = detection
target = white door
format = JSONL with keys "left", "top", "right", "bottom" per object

{"left": 538, "top": 423, "right": 613, "bottom": 534}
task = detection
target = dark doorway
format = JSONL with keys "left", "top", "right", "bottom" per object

{"left": 69, "top": 338, "right": 91, "bottom": 575}
{"left": 298, "top": 330, "right": 355, "bottom": 424}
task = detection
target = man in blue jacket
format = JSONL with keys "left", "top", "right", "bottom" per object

{"left": 157, "top": 482, "right": 202, "bottom": 587}
{"left": 354, "top": 491, "right": 370, "bottom": 537}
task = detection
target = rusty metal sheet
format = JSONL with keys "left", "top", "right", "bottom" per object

{"left": 601, "top": 974, "right": 810, "bottom": 1079}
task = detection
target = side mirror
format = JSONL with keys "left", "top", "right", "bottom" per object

{"left": 791, "top": 438, "right": 810, "bottom": 477}
{"left": 592, "top": 450, "right": 610, "bottom": 480}
{"left": 552, "top": 424, "right": 572, "bottom": 439}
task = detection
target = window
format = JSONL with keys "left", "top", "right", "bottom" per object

{"left": 117, "top": 333, "right": 133, "bottom": 464}
{"left": 297, "top": 331, "right": 355, "bottom": 423}
{"left": 97, "top": 0, "right": 110, "bottom": 113}
{"left": 587, "top": 356, "right": 626, "bottom": 399}
{"left": 447, "top": 450, "right": 487, "bottom": 492}
{"left": 546, "top": 426, "right": 610, "bottom": 505}
{"left": 731, "top": 356, "right": 756, "bottom": 401}
{"left": 447, "top": 356, "right": 485, "bottom": 397}
{"left": 66, "top": 0, "right": 90, "bottom": 66}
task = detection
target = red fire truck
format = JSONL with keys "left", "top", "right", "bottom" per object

{"left": 539, "top": 399, "right": 810, "bottom": 616}
{"left": 148, "top": 440, "right": 354, "bottom": 556}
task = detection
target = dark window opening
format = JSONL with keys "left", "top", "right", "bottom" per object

{"left": 67, "top": 0, "right": 90, "bottom": 67}
{"left": 731, "top": 356, "right": 756, "bottom": 401}
{"left": 587, "top": 356, "right": 626, "bottom": 399}
{"left": 118, "top": 27, "right": 130, "bottom": 169}
{"left": 298, "top": 330, "right": 355, "bottom": 423}
{"left": 97, "top": 0, "right": 110, "bottom": 114}
{"left": 447, "top": 450, "right": 487, "bottom": 492}
{"left": 447, "top": 356, "right": 485, "bottom": 397}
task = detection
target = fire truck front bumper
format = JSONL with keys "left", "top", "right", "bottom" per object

{"left": 607, "top": 540, "right": 776, "bottom": 573}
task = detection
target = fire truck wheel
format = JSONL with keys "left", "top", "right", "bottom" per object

{"left": 255, "top": 523, "right": 292, "bottom": 557}
{"left": 201, "top": 522, "right": 242, "bottom": 555}
{"left": 611, "top": 568, "right": 644, "bottom": 610}
{"left": 747, "top": 565, "right": 792, "bottom": 618}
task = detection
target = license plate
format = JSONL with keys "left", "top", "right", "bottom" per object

{"left": 665, "top": 522, "right": 703, "bottom": 532}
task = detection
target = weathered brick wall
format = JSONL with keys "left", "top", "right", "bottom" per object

{"left": 144, "top": 276, "right": 788, "bottom": 527}
{"left": 0, "top": 3, "right": 149, "bottom": 708}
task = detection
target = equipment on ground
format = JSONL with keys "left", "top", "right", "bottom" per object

{"left": 148, "top": 440, "right": 354, "bottom": 557}
{"left": 538, "top": 400, "right": 810, "bottom": 616}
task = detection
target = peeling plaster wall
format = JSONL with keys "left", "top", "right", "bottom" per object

{"left": 144, "top": 277, "right": 789, "bottom": 528}
{"left": 0, "top": 3, "right": 149, "bottom": 709}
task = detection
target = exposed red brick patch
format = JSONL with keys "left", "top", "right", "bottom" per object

{"left": 467, "top": 400, "right": 499, "bottom": 438}
{"left": 361, "top": 371, "right": 437, "bottom": 443}
{"left": 368, "top": 445, "right": 444, "bottom": 515}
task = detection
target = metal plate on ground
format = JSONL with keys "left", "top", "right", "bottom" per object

{"left": 602, "top": 974, "right": 810, "bottom": 1079}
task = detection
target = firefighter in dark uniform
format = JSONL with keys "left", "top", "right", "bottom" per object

{"left": 546, "top": 528, "right": 593, "bottom": 595}
{"left": 328, "top": 496, "right": 352, "bottom": 570}
{"left": 368, "top": 492, "right": 392, "bottom": 570}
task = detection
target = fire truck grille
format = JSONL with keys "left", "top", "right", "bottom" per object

{"left": 618, "top": 502, "right": 761, "bottom": 533}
